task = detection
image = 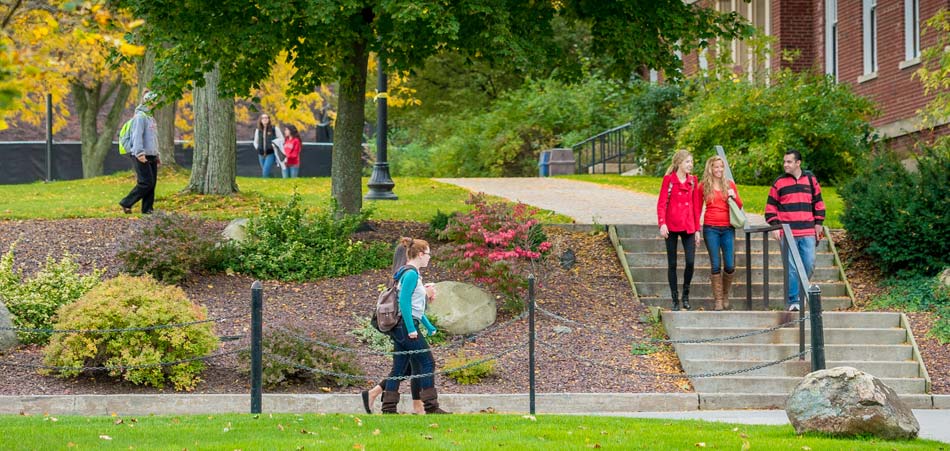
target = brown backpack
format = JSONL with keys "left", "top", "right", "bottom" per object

{"left": 371, "top": 266, "right": 416, "bottom": 333}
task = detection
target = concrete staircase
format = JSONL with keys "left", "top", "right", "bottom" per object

{"left": 662, "top": 311, "right": 931, "bottom": 405}
{"left": 613, "top": 224, "right": 852, "bottom": 311}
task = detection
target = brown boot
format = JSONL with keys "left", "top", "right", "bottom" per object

{"left": 711, "top": 272, "right": 724, "bottom": 311}
{"left": 420, "top": 387, "right": 450, "bottom": 414}
{"left": 381, "top": 391, "right": 401, "bottom": 414}
{"left": 722, "top": 270, "right": 735, "bottom": 310}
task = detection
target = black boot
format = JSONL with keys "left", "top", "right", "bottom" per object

{"left": 381, "top": 391, "right": 400, "bottom": 414}
{"left": 671, "top": 288, "right": 680, "bottom": 311}
{"left": 420, "top": 387, "right": 450, "bottom": 414}
{"left": 681, "top": 285, "right": 691, "bottom": 310}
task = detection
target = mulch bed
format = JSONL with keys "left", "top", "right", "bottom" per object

{"left": 0, "top": 219, "right": 687, "bottom": 396}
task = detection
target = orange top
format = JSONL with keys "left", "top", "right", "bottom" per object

{"left": 700, "top": 180, "right": 742, "bottom": 227}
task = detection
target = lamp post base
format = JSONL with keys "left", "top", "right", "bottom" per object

{"left": 365, "top": 163, "right": 398, "bottom": 200}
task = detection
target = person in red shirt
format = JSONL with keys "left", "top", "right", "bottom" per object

{"left": 656, "top": 149, "right": 702, "bottom": 311}
{"left": 699, "top": 155, "right": 743, "bottom": 310}
{"left": 281, "top": 125, "right": 302, "bottom": 178}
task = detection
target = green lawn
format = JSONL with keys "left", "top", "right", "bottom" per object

{"left": 0, "top": 171, "right": 570, "bottom": 223}
{"left": 0, "top": 413, "right": 941, "bottom": 450}
{"left": 560, "top": 174, "right": 844, "bottom": 229}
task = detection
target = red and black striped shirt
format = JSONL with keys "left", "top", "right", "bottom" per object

{"left": 764, "top": 171, "right": 826, "bottom": 237}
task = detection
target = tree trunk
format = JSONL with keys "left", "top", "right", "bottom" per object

{"left": 73, "top": 80, "right": 132, "bottom": 178}
{"left": 186, "top": 65, "right": 238, "bottom": 194}
{"left": 332, "top": 39, "right": 369, "bottom": 215}
{"left": 137, "top": 47, "right": 179, "bottom": 168}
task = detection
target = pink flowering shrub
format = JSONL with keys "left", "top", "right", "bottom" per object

{"left": 440, "top": 194, "right": 551, "bottom": 310}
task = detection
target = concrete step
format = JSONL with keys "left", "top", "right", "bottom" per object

{"left": 620, "top": 237, "right": 831, "bottom": 253}
{"left": 615, "top": 224, "right": 825, "bottom": 239}
{"left": 662, "top": 311, "right": 902, "bottom": 329}
{"left": 682, "top": 359, "right": 922, "bottom": 378}
{"left": 672, "top": 343, "right": 913, "bottom": 361}
{"left": 641, "top": 296, "right": 853, "bottom": 311}
{"left": 629, "top": 266, "right": 840, "bottom": 282}
{"left": 635, "top": 281, "right": 848, "bottom": 298}
{"left": 626, "top": 252, "right": 836, "bottom": 268}
{"left": 690, "top": 376, "right": 926, "bottom": 394}
{"left": 669, "top": 327, "right": 907, "bottom": 345}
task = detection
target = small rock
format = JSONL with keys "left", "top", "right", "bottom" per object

{"left": 0, "top": 296, "right": 19, "bottom": 351}
{"left": 785, "top": 366, "right": 919, "bottom": 439}
{"left": 939, "top": 268, "right": 950, "bottom": 290}
{"left": 222, "top": 218, "right": 249, "bottom": 243}
{"left": 553, "top": 325, "right": 572, "bottom": 334}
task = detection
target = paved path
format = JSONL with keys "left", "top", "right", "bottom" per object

{"left": 436, "top": 177, "right": 767, "bottom": 225}
{"left": 604, "top": 409, "right": 950, "bottom": 444}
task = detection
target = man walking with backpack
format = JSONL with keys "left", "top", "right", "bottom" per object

{"left": 764, "top": 149, "right": 826, "bottom": 312}
{"left": 119, "top": 90, "right": 160, "bottom": 214}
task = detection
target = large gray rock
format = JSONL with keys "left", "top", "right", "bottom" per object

{"left": 222, "top": 218, "right": 249, "bottom": 243}
{"left": 425, "top": 281, "right": 496, "bottom": 335}
{"left": 785, "top": 366, "right": 919, "bottom": 439}
{"left": 939, "top": 267, "right": 950, "bottom": 290}
{"left": 0, "top": 297, "right": 18, "bottom": 351}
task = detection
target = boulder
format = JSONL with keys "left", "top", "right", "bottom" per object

{"left": 425, "top": 281, "right": 496, "bottom": 335}
{"left": 0, "top": 296, "right": 18, "bottom": 351}
{"left": 785, "top": 366, "right": 919, "bottom": 439}
{"left": 222, "top": 218, "right": 249, "bottom": 243}
{"left": 939, "top": 267, "right": 950, "bottom": 290}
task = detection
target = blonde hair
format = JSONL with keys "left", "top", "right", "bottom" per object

{"left": 665, "top": 149, "right": 693, "bottom": 176}
{"left": 399, "top": 237, "right": 430, "bottom": 260}
{"left": 701, "top": 155, "right": 728, "bottom": 201}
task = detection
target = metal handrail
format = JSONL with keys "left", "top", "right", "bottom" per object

{"left": 569, "top": 123, "right": 635, "bottom": 175}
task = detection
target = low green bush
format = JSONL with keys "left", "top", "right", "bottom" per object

{"left": 840, "top": 145, "right": 949, "bottom": 276}
{"left": 42, "top": 275, "right": 219, "bottom": 391}
{"left": 239, "top": 326, "right": 362, "bottom": 388}
{"left": 228, "top": 194, "right": 391, "bottom": 281}
{"left": 444, "top": 350, "right": 495, "bottom": 385}
{"left": 117, "top": 212, "right": 228, "bottom": 285}
{"left": 869, "top": 275, "right": 949, "bottom": 344}
{"left": 349, "top": 314, "right": 392, "bottom": 353}
{"left": 427, "top": 210, "right": 453, "bottom": 240}
{"left": 0, "top": 244, "right": 103, "bottom": 344}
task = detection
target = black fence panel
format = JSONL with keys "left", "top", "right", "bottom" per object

{"left": 0, "top": 141, "right": 333, "bottom": 185}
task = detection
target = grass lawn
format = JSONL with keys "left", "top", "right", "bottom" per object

{"left": 560, "top": 174, "right": 844, "bottom": 229}
{"left": 0, "top": 171, "right": 571, "bottom": 223}
{"left": 0, "top": 413, "right": 941, "bottom": 450}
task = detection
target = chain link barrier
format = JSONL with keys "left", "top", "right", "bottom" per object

{"left": 0, "top": 348, "right": 248, "bottom": 372}
{"left": 535, "top": 305, "right": 812, "bottom": 344}
{"left": 0, "top": 313, "right": 247, "bottom": 335}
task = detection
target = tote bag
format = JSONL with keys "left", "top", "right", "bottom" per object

{"left": 728, "top": 197, "right": 747, "bottom": 229}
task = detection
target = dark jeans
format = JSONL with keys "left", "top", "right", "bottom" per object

{"left": 120, "top": 155, "right": 158, "bottom": 214}
{"left": 665, "top": 231, "right": 696, "bottom": 296}
{"left": 383, "top": 320, "right": 435, "bottom": 392}
{"left": 703, "top": 225, "right": 735, "bottom": 274}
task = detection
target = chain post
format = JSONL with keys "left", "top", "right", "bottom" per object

{"left": 250, "top": 281, "right": 263, "bottom": 414}
{"left": 807, "top": 284, "right": 825, "bottom": 371}
{"left": 528, "top": 274, "right": 536, "bottom": 415}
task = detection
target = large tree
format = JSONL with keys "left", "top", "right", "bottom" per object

{"left": 127, "top": 0, "right": 748, "bottom": 213}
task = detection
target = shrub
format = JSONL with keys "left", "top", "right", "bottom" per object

{"left": 627, "top": 80, "right": 686, "bottom": 176}
{"left": 840, "top": 145, "right": 949, "bottom": 276}
{"left": 42, "top": 275, "right": 219, "bottom": 391}
{"left": 675, "top": 69, "right": 877, "bottom": 185}
{"left": 229, "top": 194, "right": 391, "bottom": 281}
{"left": 869, "top": 275, "right": 949, "bottom": 344}
{"left": 439, "top": 194, "right": 551, "bottom": 310}
{"left": 117, "top": 212, "right": 227, "bottom": 285}
{"left": 444, "top": 350, "right": 495, "bottom": 385}
{"left": 427, "top": 210, "right": 453, "bottom": 240}
{"left": 349, "top": 314, "right": 392, "bottom": 353}
{"left": 0, "top": 244, "right": 103, "bottom": 344}
{"left": 239, "top": 326, "right": 362, "bottom": 388}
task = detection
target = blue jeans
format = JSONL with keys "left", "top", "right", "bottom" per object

{"left": 783, "top": 235, "right": 816, "bottom": 306}
{"left": 258, "top": 154, "right": 276, "bottom": 178}
{"left": 282, "top": 165, "right": 299, "bottom": 178}
{"left": 384, "top": 320, "right": 435, "bottom": 392}
{"left": 703, "top": 225, "right": 735, "bottom": 274}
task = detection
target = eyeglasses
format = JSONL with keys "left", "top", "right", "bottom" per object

{"left": 422, "top": 251, "right": 431, "bottom": 255}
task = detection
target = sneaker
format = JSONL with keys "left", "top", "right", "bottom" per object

{"left": 788, "top": 303, "right": 801, "bottom": 312}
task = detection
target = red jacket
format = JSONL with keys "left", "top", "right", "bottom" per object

{"left": 657, "top": 173, "right": 702, "bottom": 234}
{"left": 283, "top": 137, "right": 301, "bottom": 166}
{"left": 699, "top": 180, "right": 742, "bottom": 227}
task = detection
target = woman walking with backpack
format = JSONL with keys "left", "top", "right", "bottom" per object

{"left": 699, "top": 155, "right": 743, "bottom": 310}
{"left": 656, "top": 149, "right": 702, "bottom": 311}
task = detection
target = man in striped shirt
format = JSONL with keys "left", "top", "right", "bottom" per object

{"left": 765, "top": 150, "right": 826, "bottom": 311}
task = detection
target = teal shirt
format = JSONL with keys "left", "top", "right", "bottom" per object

{"left": 397, "top": 268, "right": 437, "bottom": 336}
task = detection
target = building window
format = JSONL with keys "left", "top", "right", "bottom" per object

{"left": 825, "top": 0, "right": 838, "bottom": 79}
{"left": 863, "top": 0, "right": 878, "bottom": 75}
{"left": 905, "top": 0, "right": 920, "bottom": 60}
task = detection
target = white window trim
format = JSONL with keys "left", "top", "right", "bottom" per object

{"left": 904, "top": 0, "right": 920, "bottom": 61}
{"left": 863, "top": 0, "right": 878, "bottom": 75}
{"left": 825, "top": 0, "right": 838, "bottom": 79}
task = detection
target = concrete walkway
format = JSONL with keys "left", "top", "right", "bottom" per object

{"left": 436, "top": 177, "right": 766, "bottom": 225}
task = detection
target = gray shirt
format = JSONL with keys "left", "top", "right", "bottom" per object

{"left": 129, "top": 106, "right": 158, "bottom": 157}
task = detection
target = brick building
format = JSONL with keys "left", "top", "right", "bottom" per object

{"left": 677, "top": 0, "right": 949, "bottom": 152}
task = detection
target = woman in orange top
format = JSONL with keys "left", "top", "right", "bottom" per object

{"left": 699, "top": 155, "right": 743, "bottom": 310}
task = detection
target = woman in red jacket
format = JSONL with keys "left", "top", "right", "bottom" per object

{"left": 281, "top": 125, "right": 302, "bottom": 178}
{"left": 699, "top": 155, "right": 742, "bottom": 310}
{"left": 656, "top": 149, "right": 702, "bottom": 311}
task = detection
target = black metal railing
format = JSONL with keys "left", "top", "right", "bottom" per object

{"left": 570, "top": 123, "right": 636, "bottom": 175}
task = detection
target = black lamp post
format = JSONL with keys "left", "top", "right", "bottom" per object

{"left": 365, "top": 50, "right": 397, "bottom": 200}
